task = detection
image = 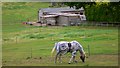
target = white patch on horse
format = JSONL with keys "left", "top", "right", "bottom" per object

{"left": 51, "top": 40, "right": 86, "bottom": 64}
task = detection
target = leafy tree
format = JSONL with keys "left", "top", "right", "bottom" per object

{"left": 64, "top": 2, "right": 96, "bottom": 9}
{"left": 64, "top": 2, "right": 120, "bottom": 22}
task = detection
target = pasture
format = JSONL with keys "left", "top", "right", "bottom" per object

{"left": 2, "top": 2, "right": 118, "bottom": 66}
{"left": 2, "top": 26, "right": 118, "bottom": 66}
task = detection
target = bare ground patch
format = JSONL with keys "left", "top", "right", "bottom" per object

{"left": 2, "top": 54, "right": 118, "bottom": 66}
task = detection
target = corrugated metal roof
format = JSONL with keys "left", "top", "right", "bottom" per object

{"left": 63, "top": 14, "right": 79, "bottom": 17}
{"left": 39, "top": 7, "right": 84, "bottom": 13}
{"left": 48, "top": 13, "right": 79, "bottom": 17}
{"left": 41, "top": 15, "right": 58, "bottom": 18}
{"left": 48, "top": 13, "right": 69, "bottom": 15}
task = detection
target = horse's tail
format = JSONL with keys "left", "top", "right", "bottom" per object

{"left": 51, "top": 43, "right": 57, "bottom": 56}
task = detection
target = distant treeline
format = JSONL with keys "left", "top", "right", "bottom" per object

{"left": 64, "top": 2, "right": 120, "bottom": 23}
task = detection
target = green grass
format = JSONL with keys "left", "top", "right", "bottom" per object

{"left": 2, "top": 26, "right": 118, "bottom": 66}
{"left": 2, "top": 2, "right": 50, "bottom": 33}
{"left": 2, "top": 2, "right": 118, "bottom": 66}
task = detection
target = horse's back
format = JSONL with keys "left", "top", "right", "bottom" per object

{"left": 70, "top": 40, "right": 83, "bottom": 51}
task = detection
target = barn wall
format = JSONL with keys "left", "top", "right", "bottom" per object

{"left": 46, "top": 17, "right": 56, "bottom": 25}
{"left": 68, "top": 16, "right": 80, "bottom": 25}
{"left": 57, "top": 16, "right": 69, "bottom": 26}
{"left": 57, "top": 16, "right": 81, "bottom": 26}
{"left": 39, "top": 10, "right": 43, "bottom": 21}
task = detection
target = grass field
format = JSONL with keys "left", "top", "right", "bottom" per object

{"left": 2, "top": 2, "right": 118, "bottom": 66}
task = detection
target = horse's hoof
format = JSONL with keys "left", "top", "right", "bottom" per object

{"left": 68, "top": 63, "right": 71, "bottom": 64}
{"left": 74, "top": 61, "right": 77, "bottom": 63}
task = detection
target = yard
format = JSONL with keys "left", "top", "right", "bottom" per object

{"left": 2, "top": 2, "right": 118, "bottom": 66}
{"left": 2, "top": 26, "right": 118, "bottom": 66}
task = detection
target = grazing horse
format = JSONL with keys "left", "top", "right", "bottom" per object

{"left": 51, "top": 40, "right": 86, "bottom": 64}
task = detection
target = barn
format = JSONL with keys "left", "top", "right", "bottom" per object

{"left": 38, "top": 7, "right": 86, "bottom": 26}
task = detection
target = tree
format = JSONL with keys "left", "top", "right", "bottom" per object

{"left": 64, "top": 2, "right": 96, "bottom": 9}
{"left": 64, "top": 2, "right": 120, "bottom": 22}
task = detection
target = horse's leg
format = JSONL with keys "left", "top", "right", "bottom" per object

{"left": 73, "top": 51, "right": 78, "bottom": 63}
{"left": 68, "top": 51, "right": 76, "bottom": 64}
{"left": 55, "top": 52, "right": 60, "bottom": 64}
{"left": 63, "top": 50, "right": 68, "bottom": 55}
{"left": 73, "top": 55, "right": 77, "bottom": 63}
{"left": 68, "top": 56, "right": 74, "bottom": 64}
{"left": 73, "top": 56, "right": 76, "bottom": 62}
{"left": 58, "top": 53, "right": 62, "bottom": 63}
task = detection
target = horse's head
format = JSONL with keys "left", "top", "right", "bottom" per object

{"left": 80, "top": 52, "right": 86, "bottom": 62}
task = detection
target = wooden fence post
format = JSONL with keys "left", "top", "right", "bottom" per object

{"left": 88, "top": 45, "right": 90, "bottom": 56}
{"left": 30, "top": 48, "right": 32, "bottom": 58}
{"left": 16, "top": 37, "right": 17, "bottom": 44}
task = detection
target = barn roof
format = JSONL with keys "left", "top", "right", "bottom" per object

{"left": 41, "top": 15, "right": 58, "bottom": 18}
{"left": 63, "top": 14, "right": 79, "bottom": 17}
{"left": 48, "top": 13, "right": 79, "bottom": 17}
{"left": 39, "top": 7, "right": 84, "bottom": 13}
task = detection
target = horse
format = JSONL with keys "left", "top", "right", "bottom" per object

{"left": 51, "top": 40, "right": 86, "bottom": 64}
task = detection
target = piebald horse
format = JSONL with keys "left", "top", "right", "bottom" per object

{"left": 51, "top": 40, "right": 86, "bottom": 64}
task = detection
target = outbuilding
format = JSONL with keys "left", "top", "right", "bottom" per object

{"left": 38, "top": 7, "right": 86, "bottom": 26}
{"left": 40, "top": 15, "right": 58, "bottom": 26}
{"left": 56, "top": 13, "right": 80, "bottom": 26}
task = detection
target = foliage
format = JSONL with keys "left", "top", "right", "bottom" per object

{"left": 64, "top": 2, "right": 120, "bottom": 22}
{"left": 64, "top": 2, "right": 96, "bottom": 9}
{"left": 2, "top": 2, "right": 118, "bottom": 66}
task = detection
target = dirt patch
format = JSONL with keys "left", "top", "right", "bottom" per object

{"left": 33, "top": 23, "right": 47, "bottom": 27}
{"left": 86, "top": 55, "right": 118, "bottom": 66}
{"left": 2, "top": 55, "right": 118, "bottom": 66}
